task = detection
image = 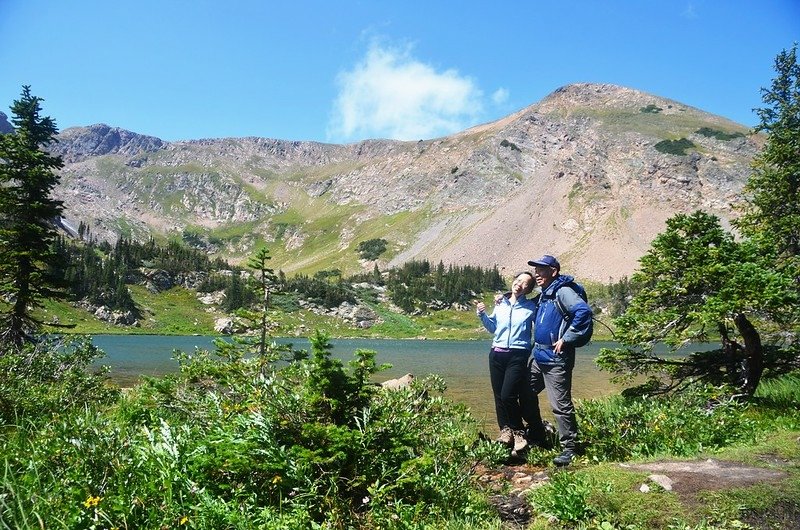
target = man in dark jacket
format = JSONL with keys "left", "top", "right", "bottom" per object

{"left": 527, "top": 255, "right": 593, "bottom": 466}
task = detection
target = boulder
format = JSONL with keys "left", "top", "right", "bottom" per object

{"left": 214, "top": 318, "right": 235, "bottom": 335}
{"left": 381, "top": 373, "right": 414, "bottom": 390}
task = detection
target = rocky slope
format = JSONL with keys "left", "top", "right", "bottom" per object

{"left": 51, "top": 83, "right": 758, "bottom": 282}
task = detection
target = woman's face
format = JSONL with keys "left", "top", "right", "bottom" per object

{"left": 511, "top": 273, "right": 534, "bottom": 295}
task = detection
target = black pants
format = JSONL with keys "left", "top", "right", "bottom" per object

{"left": 488, "top": 348, "right": 538, "bottom": 431}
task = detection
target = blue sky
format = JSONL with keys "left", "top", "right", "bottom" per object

{"left": 1, "top": 1, "right": 798, "bottom": 143}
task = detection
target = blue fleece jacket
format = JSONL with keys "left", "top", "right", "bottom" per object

{"left": 532, "top": 274, "right": 593, "bottom": 364}
{"left": 479, "top": 295, "right": 536, "bottom": 351}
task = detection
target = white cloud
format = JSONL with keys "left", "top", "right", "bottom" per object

{"left": 328, "top": 43, "right": 484, "bottom": 142}
{"left": 492, "top": 87, "right": 509, "bottom": 105}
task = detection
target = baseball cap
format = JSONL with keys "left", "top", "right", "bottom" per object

{"left": 527, "top": 255, "right": 560, "bottom": 270}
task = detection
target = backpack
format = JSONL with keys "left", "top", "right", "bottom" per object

{"left": 553, "top": 281, "right": 593, "bottom": 348}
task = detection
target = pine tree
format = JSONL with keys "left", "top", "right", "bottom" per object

{"left": 0, "top": 86, "right": 64, "bottom": 348}
{"left": 247, "top": 247, "right": 278, "bottom": 356}
{"left": 735, "top": 44, "right": 800, "bottom": 272}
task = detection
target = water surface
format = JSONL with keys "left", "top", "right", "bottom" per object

{"left": 92, "top": 335, "right": 709, "bottom": 432}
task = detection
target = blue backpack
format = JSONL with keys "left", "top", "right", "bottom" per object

{"left": 552, "top": 281, "right": 593, "bottom": 348}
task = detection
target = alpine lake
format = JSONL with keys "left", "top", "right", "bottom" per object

{"left": 92, "top": 335, "right": 713, "bottom": 433}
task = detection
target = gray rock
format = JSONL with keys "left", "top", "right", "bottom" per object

{"left": 214, "top": 318, "right": 235, "bottom": 334}
{"left": 0, "top": 111, "right": 13, "bottom": 134}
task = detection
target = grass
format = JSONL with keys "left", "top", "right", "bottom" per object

{"left": 548, "top": 105, "right": 750, "bottom": 142}
{"left": 129, "top": 285, "right": 220, "bottom": 334}
{"left": 519, "top": 375, "right": 800, "bottom": 529}
{"left": 36, "top": 286, "right": 222, "bottom": 335}
{"left": 36, "top": 277, "right": 619, "bottom": 341}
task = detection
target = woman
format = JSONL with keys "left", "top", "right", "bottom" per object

{"left": 476, "top": 271, "right": 538, "bottom": 452}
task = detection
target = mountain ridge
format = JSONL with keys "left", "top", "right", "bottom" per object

{"left": 50, "top": 83, "right": 758, "bottom": 282}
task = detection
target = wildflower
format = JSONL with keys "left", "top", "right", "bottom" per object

{"left": 180, "top": 516, "right": 189, "bottom": 525}
{"left": 362, "top": 496, "right": 370, "bottom": 504}
{"left": 272, "top": 475, "right": 282, "bottom": 484}
{"left": 82, "top": 495, "right": 102, "bottom": 508}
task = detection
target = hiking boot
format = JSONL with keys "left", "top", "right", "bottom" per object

{"left": 553, "top": 449, "right": 575, "bottom": 467}
{"left": 495, "top": 426, "right": 514, "bottom": 447}
{"left": 512, "top": 430, "right": 528, "bottom": 452}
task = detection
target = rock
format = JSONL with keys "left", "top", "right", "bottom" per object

{"left": 139, "top": 268, "right": 173, "bottom": 293}
{"left": 640, "top": 484, "right": 651, "bottom": 493}
{"left": 198, "top": 291, "right": 225, "bottom": 305}
{"left": 381, "top": 373, "right": 414, "bottom": 390}
{"left": 214, "top": 318, "right": 235, "bottom": 334}
{"left": 93, "top": 306, "right": 137, "bottom": 326}
{"left": 0, "top": 111, "right": 13, "bottom": 134}
{"left": 648, "top": 474, "right": 674, "bottom": 491}
{"left": 94, "top": 306, "right": 112, "bottom": 321}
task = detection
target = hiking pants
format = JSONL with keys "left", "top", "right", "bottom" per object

{"left": 488, "top": 347, "right": 535, "bottom": 431}
{"left": 529, "top": 355, "right": 577, "bottom": 450}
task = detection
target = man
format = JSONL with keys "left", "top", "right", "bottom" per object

{"left": 527, "top": 254, "right": 593, "bottom": 466}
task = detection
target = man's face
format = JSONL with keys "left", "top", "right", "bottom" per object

{"left": 533, "top": 265, "right": 558, "bottom": 288}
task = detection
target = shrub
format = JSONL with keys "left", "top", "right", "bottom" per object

{"left": 357, "top": 238, "right": 388, "bottom": 260}
{"left": 529, "top": 469, "right": 600, "bottom": 523}
{"left": 577, "top": 384, "right": 757, "bottom": 461}
{"left": 695, "top": 127, "right": 746, "bottom": 141}
{"left": 0, "top": 336, "right": 117, "bottom": 425}
{"left": 500, "top": 139, "right": 521, "bottom": 151}
{"left": 640, "top": 104, "right": 663, "bottom": 114}
{"left": 654, "top": 137, "right": 695, "bottom": 155}
{"left": 0, "top": 331, "right": 496, "bottom": 528}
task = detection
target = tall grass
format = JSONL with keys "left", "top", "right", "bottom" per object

{"left": 576, "top": 385, "right": 758, "bottom": 461}
{"left": 753, "top": 372, "right": 800, "bottom": 429}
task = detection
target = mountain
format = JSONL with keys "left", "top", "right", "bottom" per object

{"left": 51, "top": 83, "right": 757, "bottom": 282}
{"left": 0, "top": 112, "right": 13, "bottom": 134}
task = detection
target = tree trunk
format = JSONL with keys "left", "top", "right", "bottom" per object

{"left": 733, "top": 313, "right": 763, "bottom": 397}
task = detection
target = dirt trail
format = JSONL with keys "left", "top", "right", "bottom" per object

{"left": 477, "top": 456, "right": 796, "bottom": 528}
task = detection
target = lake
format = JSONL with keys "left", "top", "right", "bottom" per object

{"left": 91, "top": 335, "right": 697, "bottom": 433}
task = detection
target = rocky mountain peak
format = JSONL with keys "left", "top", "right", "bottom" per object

{"left": 0, "top": 111, "right": 13, "bottom": 134}
{"left": 51, "top": 123, "right": 165, "bottom": 163}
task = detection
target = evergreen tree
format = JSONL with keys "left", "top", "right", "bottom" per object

{"left": 735, "top": 44, "right": 800, "bottom": 272}
{"left": 597, "top": 47, "right": 800, "bottom": 396}
{"left": 247, "top": 247, "right": 278, "bottom": 356}
{"left": 0, "top": 86, "right": 64, "bottom": 348}
{"left": 223, "top": 272, "right": 244, "bottom": 312}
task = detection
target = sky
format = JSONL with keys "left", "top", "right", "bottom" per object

{"left": 1, "top": 1, "right": 798, "bottom": 144}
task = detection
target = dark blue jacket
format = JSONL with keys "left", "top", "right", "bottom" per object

{"left": 532, "top": 274, "right": 593, "bottom": 364}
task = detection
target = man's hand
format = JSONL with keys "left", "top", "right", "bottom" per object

{"left": 553, "top": 338, "right": 565, "bottom": 353}
{"left": 475, "top": 301, "right": 486, "bottom": 315}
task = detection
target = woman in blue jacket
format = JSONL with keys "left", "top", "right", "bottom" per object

{"left": 476, "top": 271, "right": 538, "bottom": 452}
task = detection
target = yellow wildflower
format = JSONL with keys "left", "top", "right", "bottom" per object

{"left": 82, "top": 495, "right": 102, "bottom": 508}
{"left": 180, "top": 516, "right": 189, "bottom": 525}
{"left": 272, "top": 475, "right": 282, "bottom": 484}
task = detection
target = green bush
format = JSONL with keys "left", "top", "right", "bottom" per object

{"left": 0, "top": 331, "right": 497, "bottom": 529}
{"left": 529, "top": 469, "right": 601, "bottom": 523}
{"left": 499, "top": 139, "right": 520, "bottom": 151}
{"left": 695, "top": 127, "right": 746, "bottom": 141}
{"left": 577, "top": 384, "right": 757, "bottom": 461}
{"left": 654, "top": 137, "right": 695, "bottom": 155}
{"left": 357, "top": 238, "right": 388, "bottom": 261}
{"left": 0, "top": 336, "right": 117, "bottom": 426}
{"left": 640, "top": 104, "right": 663, "bottom": 114}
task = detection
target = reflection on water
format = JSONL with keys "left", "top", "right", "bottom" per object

{"left": 92, "top": 335, "right": 716, "bottom": 433}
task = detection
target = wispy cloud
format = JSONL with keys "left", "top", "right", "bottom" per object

{"left": 492, "top": 88, "right": 510, "bottom": 105}
{"left": 681, "top": 2, "right": 698, "bottom": 19}
{"left": 328, "top": 43, "right": 484, "bottom": 142}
